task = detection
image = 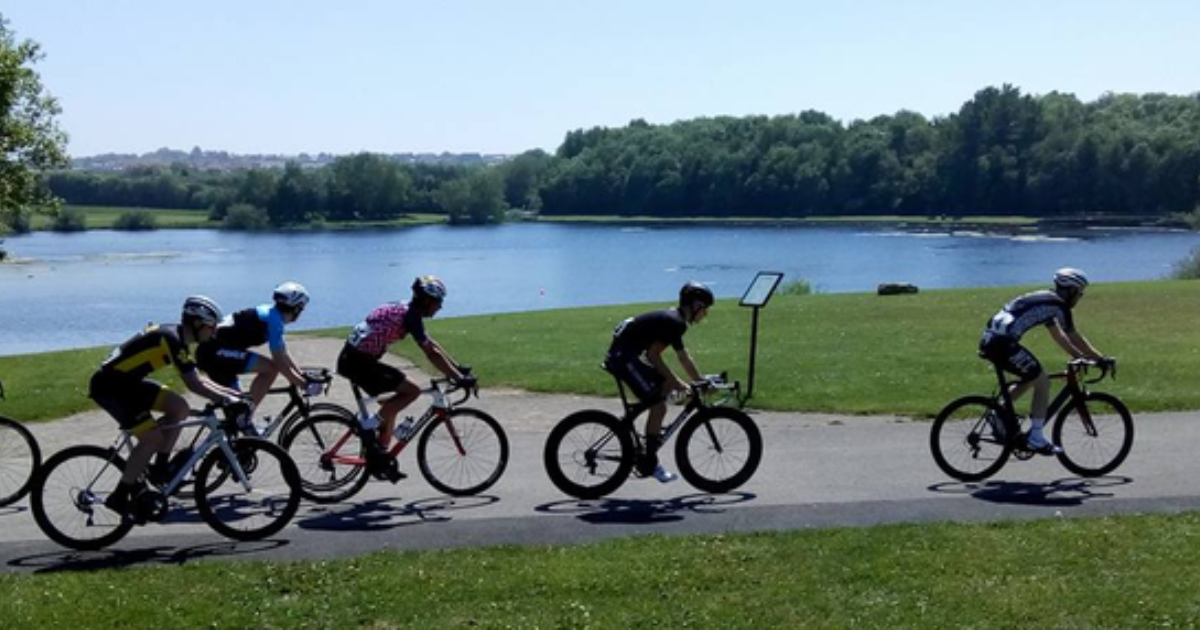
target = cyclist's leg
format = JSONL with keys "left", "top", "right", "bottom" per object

{"left": 241, "top": 352, "right": 279, "bottom": 407}
{"left": 608, "top": 356, "right": 671, "bottom": 478}
{"left": 337, "top": 346, "right": 410, "bottom": 481}
{"left": 1003, "top": 346, "right": 1057, "bottom": 451}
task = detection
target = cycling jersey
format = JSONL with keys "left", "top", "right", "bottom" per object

{"left": 213, "top": 305, "right": 287, "bottom": 352}
{"left": 98, "top": 324, "right": 198, "bottom": 379}
{"left": 982, "top": 290, "right": 1075, "bottom": 342}
{"left": 607, "top": 309, "right": 687, "bottom": 358}
{"left": 346, "top": 302, "right": 430, "bottom": 358}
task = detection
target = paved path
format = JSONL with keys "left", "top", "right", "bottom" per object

{"left": 3, "top": 337, "right": 1199, "bottom": 573}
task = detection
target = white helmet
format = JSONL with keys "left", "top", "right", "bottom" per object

{"left": 273, "top": 281, "right": 310, "bottom": 309}
{"left": 412, "top": 275, "right": 447, "bottom": 301}
{"left": 1053, "top": 268, "right": 1089, "bottom": 291}
{"left": 182, "top": 295, "right": 222, "bottom": 326}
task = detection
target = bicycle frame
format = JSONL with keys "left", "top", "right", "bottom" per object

{"left": 610, "top": 372, "right": 738, "bottom": 452}
{"left": 989, "top": 359, "right": 1106, "bottom": 441}
{"left": 109, "top": 409, "right": 258, "bottom": 495}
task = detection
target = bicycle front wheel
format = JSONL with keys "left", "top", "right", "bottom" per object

{"left": 418, "top": 408, "right": 509, "bottom": 496}
{"left": 281, "top": 413, "right": 369, "bottom": 503}
{"left": 675, "top": 407, "right": 763, "bottom": 493}
{"left": 1052, "top": 392, "right": 1134, "bottom": 477}
{"left": 930, "top": 396, "right": 1012, "bottom": 482}
{"left": 543, "top": 410, "right": 633, "bottom": 500}
{"left": 30, "top": 445, "right": 133, "bottom": 551}
{"left": 194, "top": 438, "right": 301, "bottom": 542}
{"left": 0, "top": 416, "right": 41, "bottom": 507}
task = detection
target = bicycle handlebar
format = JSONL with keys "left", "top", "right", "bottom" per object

{"left": 1067, "top": 357, "right": 1117, "bottom": 384}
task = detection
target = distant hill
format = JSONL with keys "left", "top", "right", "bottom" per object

{"left": 70, "top": 147, "right": 510, "bottom": 171}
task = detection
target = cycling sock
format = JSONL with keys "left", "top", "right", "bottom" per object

{"left": 360, "top": 413, "right": 381, "bottom": 431}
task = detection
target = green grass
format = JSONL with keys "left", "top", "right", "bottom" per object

{"left": 3, "top": 513, "right": 1200, "bottom": 627}
{"left": 32, "top": 206, "right": 215, "bottom": 230}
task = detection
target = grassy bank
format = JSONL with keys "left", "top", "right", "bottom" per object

{"left": 4, "top": 280, "right": 1197, "bottom": 422}
{"left": 3, "top": 512, "right": 1200, "bottom": 627}
{"left": 20, "top": 206, "right": 447, "bottom": 232}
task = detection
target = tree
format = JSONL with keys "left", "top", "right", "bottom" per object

{"left": 437, "top": 168, "right": 507, "bottom": 225}
{"left": 0, "top": 14, "right": 68, "bottom": 232}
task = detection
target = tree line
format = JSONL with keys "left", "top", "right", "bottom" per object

{"left": 38, "top": 85, "right": 1200, "bottom": 227}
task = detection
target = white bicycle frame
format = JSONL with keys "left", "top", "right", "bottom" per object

{"left": 110, "top": 408, "right": 258, "bottom": 495}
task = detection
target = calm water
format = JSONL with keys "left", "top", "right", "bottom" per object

{"left": 2, "top": 223, "right": 1198, "bottom": 356}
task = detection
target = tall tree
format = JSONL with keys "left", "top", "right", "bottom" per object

{"left": 0, "top": 14, "right": 68, "bottom": 232}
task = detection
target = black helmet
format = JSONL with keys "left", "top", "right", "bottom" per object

{"left": 679, "top": 281, "right": 714, "bottom": 308}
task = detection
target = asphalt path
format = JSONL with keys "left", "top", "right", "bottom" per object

{"left": 3, "top": 337, "right": 1198, "bottom": 574}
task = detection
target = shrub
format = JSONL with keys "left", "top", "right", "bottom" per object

{"left": 222, "top": 203, "right": 268, "bottom": 230}
{"left": 777, "top": 278, "right": 813, "bottom": 296}
{"left": 1172, "top": 247, "right": 1200, "bottom": 279}
{"left": 113, "top": 210, "right": 158, "bottom": 231}
{"left": 0, "top": 239, "right": 7, "bottom": 262}
{"left": 52, "top": 206, "right": 87, "bottom": 232}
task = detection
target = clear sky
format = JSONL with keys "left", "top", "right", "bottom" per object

{"left": 4, "top": 0, "right": 1199, "bottom": 157}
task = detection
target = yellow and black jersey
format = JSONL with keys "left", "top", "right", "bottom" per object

{"left": 99, "top": 324, "right": 198, "bottom": 380}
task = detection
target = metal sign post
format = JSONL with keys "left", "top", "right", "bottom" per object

{"left": 738, "top": 271, "right": 784, "bottom": 404}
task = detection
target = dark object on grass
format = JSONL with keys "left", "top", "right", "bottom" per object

{"left": 877, "top": 283, "right": 919, "bottom": 296}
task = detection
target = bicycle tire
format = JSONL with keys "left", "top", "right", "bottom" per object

{"left": 194, "top": 438, "right": 301, "bottom": 541}
{"left": 930, "top": 395, "right": 1013, "bottom": 482}
{"left": 543, "top": 410, "right": 633, "bottom": 500}
{"left": 417, "top": 407, "right": 509, "bottom": 496}
{"left": 1052, "top": 391, "right": 1134, "bottom": 477}
{"left": 0, "top": 416, "right": 42, "bottom": 507}
{"left": 30, "top": 445, "right": 134, "bottom": 550}
{"left": 674, "top": 407, "right": 763, "bottom": 493}
{"left": 281, "top": 412, "right": 370, "bottom": 503}
{"left": 275, "top": 401, "right": 355, "bottom": 442}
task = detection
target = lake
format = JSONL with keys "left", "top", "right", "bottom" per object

{"left": 2, "top": 222, "right": 1198, "bottom": 356}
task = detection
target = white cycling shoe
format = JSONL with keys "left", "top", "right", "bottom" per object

{"left": 653, "top": 464, "right": 678, "bottom": 484}
{"left": 1026, "top": 432, "right": 1063, "bottom": 455}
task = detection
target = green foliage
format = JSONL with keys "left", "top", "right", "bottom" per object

{"left": 111, "top": 209, "right": 158, "bottom": 231}
{"left": 438, "top": 167, "right": 508, "bottom": 225}
{"left": 0, "top": 238, "right": 6, "bottom": 261}
{"left": 0, "top": 15, "right": 68, "bottom": 231}
{"left": 777, "top": 278, "right": 813, "bottom": 296}
{"left": 221, "top": 202, "right": 268, "bottom": 230}
{"left": 1172, "top": 247, "right": 1200, "bottom": 279}
{"left": 49, "top": 206, "right": 86, "bottom": 231}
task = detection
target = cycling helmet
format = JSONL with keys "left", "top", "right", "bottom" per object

{"left": 679, "top": 281, "right": 715, "bottom": 308}
{"left": 1053, "top": 268, "right": 1089, "bottom": 291}
{"left": 273, "top": 281, "right": 310, "bottom": 310}
{"left": 181, "top": 295, "right": 222, "bottom": 326}
{"left": 412, "top": 275, "right": 448, "bottom": 301}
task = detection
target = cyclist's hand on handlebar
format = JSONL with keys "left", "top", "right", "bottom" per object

{"left": 303, "top": 377, "right": 325, "bottom": 397}
{"left": 1098, "top": 355, "right": 1118, "bottom": 376}
{"left": 453, "top": 374, "right": 478, "bottom": 390}
{"left": 219, "top": 397, "right": 253, "bottom": 424}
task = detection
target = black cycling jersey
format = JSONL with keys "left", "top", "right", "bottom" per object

{"left": 212, "top": 305, "right": 283, "bottom": 350}
{"left": 983, "top": 290, "right": 1075, "bottom": 341}
{"left": 98, "top": 324, "right": 197, "bottom": 380}
{"left": 608, "top": 309, "right": 687, "bottom": 358}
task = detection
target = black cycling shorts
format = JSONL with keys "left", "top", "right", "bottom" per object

{"left": 605, "top": 353, "right": 665, "bottom": 404}
{"left": 979, "top": 334, "right": 1043, "bottom": 382}
{"left": 337, "top": 343, "right": 406, "bottom": 396}
{"left": 89, "top": 369, "right": 167, "bottom": 434}
{"left": 196, "top": 342, "right": 260, "bottom": 388}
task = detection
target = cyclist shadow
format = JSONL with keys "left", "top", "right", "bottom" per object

{"left": 7, "top": 539, "right": 288, "bottom": 574}
{"left": 0, "top": 505, "right": 28, "bottom": 518}
{"left": 928, "top": 476, "right": 1133, "bottom": 507}
{"left": 296, "top": 495, "right": 500, "bottom": 532}
{"left": 535, "top": 492, "right": 756, "bottom": 525}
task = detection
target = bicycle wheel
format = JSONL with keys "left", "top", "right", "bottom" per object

{"left": 1052, "top": 392, "right": 1134, "bottom": 477}
{"left": 275, "top": 401, "right": 355, "bottom": 441}
{"left": 930, "top": 396, "right": 1013, "bottom": 482}
{"left": 30, "top": 445, "right": 134, "bottom": 550}
{"left": 0, "top": 416, "right": 41, "bottom": 507}
{"left": 674, "top": 407, "right": 763, "bottom": 493}
{"left": 543, "top": 410, "right": 633, "bottom": 500}
{"left": 281, "top": 412, "right": 370, "bottom": 503}
{"left": 417, "top": 408, "right": 509, "bottom": 496}
{"left": 194, "top": 438, "right": 301, "bottom": 541}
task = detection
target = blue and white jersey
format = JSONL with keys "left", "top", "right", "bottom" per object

{"left": 214, "top": 304, "right": 288, "bottom": 352}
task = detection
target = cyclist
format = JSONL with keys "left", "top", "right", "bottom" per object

{"left": 90, "top": 296, "right": 248, "bottom": 520}
{"left": 979, "top": 268, "right": 1113, "bottom": 454}
{"left": 196, "top": 282, "right": 322, "bottom": 413}
{"left": 337, "top": 275, "right": 474, "bottom": 482}
{"left": 604, "top": 281, "right": 713, "bottom": 483}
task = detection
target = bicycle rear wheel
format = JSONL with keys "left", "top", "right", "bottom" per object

{"left": 1052, "top": 392, "right": 1134, "bottom": 477}
{"left": 281, "top": 413, "right": 369, "bottom": 503}
{"left": 675, "top": 407, "right": 762, "bottom": 493}
{"left": 543, "top": 410, "right": 633, "bottom": 500}
{"left": 418, "top": 408, "right": 509, "bottom": 496}
{"left": 194, "top": 438, "right": 301, "bottom": 541}
{"left": 0, "top": 416, "right": 41, "bottom": 507}
{"left": 930, "top": 396, "right": 1013, "bottom": 482}
{"left": 30, "top": 445, "right": 133, "bottom": 551}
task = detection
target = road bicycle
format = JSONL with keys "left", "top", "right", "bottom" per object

{"left": 30, "top": 402, "right": 302, "bottom": 551}
{"left": 543, "top": 370, "right": 763, "bottom": 500}
{"left": 281, "top": 369, "right": 508, "bottom": 503}
{"left": 930, "top": 358, "right": 1133, "bottom": 482}
{"left": 0, "top": 380, "right": 42, "bottom": 507}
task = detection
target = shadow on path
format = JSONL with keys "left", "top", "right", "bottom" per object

{"left": 928, "top": 476, "right": 1133, "bottom": 507}
{"left": 535, "top": 492, "right": 757, "bottom": 525}
{"left": 7, "top": 539, "right": 289, "bottom": 573}
{"left": 296, "top": 495, "right": 500, "bottom": 532}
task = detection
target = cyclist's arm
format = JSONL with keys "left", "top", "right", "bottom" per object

{"left": 182, "top": 370, "right": 243, "bottom": 404}
{"left": 646, "top": 342, "right": 687, "bottom": 391}
{"left": 674, "top": 347, "right": 704, "bottom": 383}
{"left": 419, "top": 338, "right": 465, "bottom": 381}
{"left": 1048, "top": 323, "right": 1103, "bottom": 360}
{"left": 270, "top": 345, "right": 308, "bottom": 388}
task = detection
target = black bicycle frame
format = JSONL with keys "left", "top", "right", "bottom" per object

{"left": 989, "top": 362, "right": 1092, "bottom": 438}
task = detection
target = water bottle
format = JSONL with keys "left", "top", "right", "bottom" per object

{"left": 396, "top": 416, "right": 416, "bottom": 441}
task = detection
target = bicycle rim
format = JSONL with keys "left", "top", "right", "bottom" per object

{"left": 1052, "top": 392, "right": 1134, "bottom": 477}
{"left": 418, "top": 408, "right": 509, "bottom": 496}
{"left": 30, "top": 445, "right": 133, "bottom": 551}
{"left": 930, "top": 396, "right": 1012, "bottom": 482}
{"left": 0, "top": 417, "right": 41, "bottom": 507}
{"left": 543, "top": 410, "right": 632, "bottom": 500}
{"left": 194, "top": 439, "right": 301, "bottom": 541}
{"left": 675, "top": 408, "right": 762, "bottom": 493}
{"left": 282, "top": 413, "right": 368, "bottom": 503}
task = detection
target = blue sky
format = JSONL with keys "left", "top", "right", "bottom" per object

{"left": 4, "top": 0, "right": 1199, "bottom": 157}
